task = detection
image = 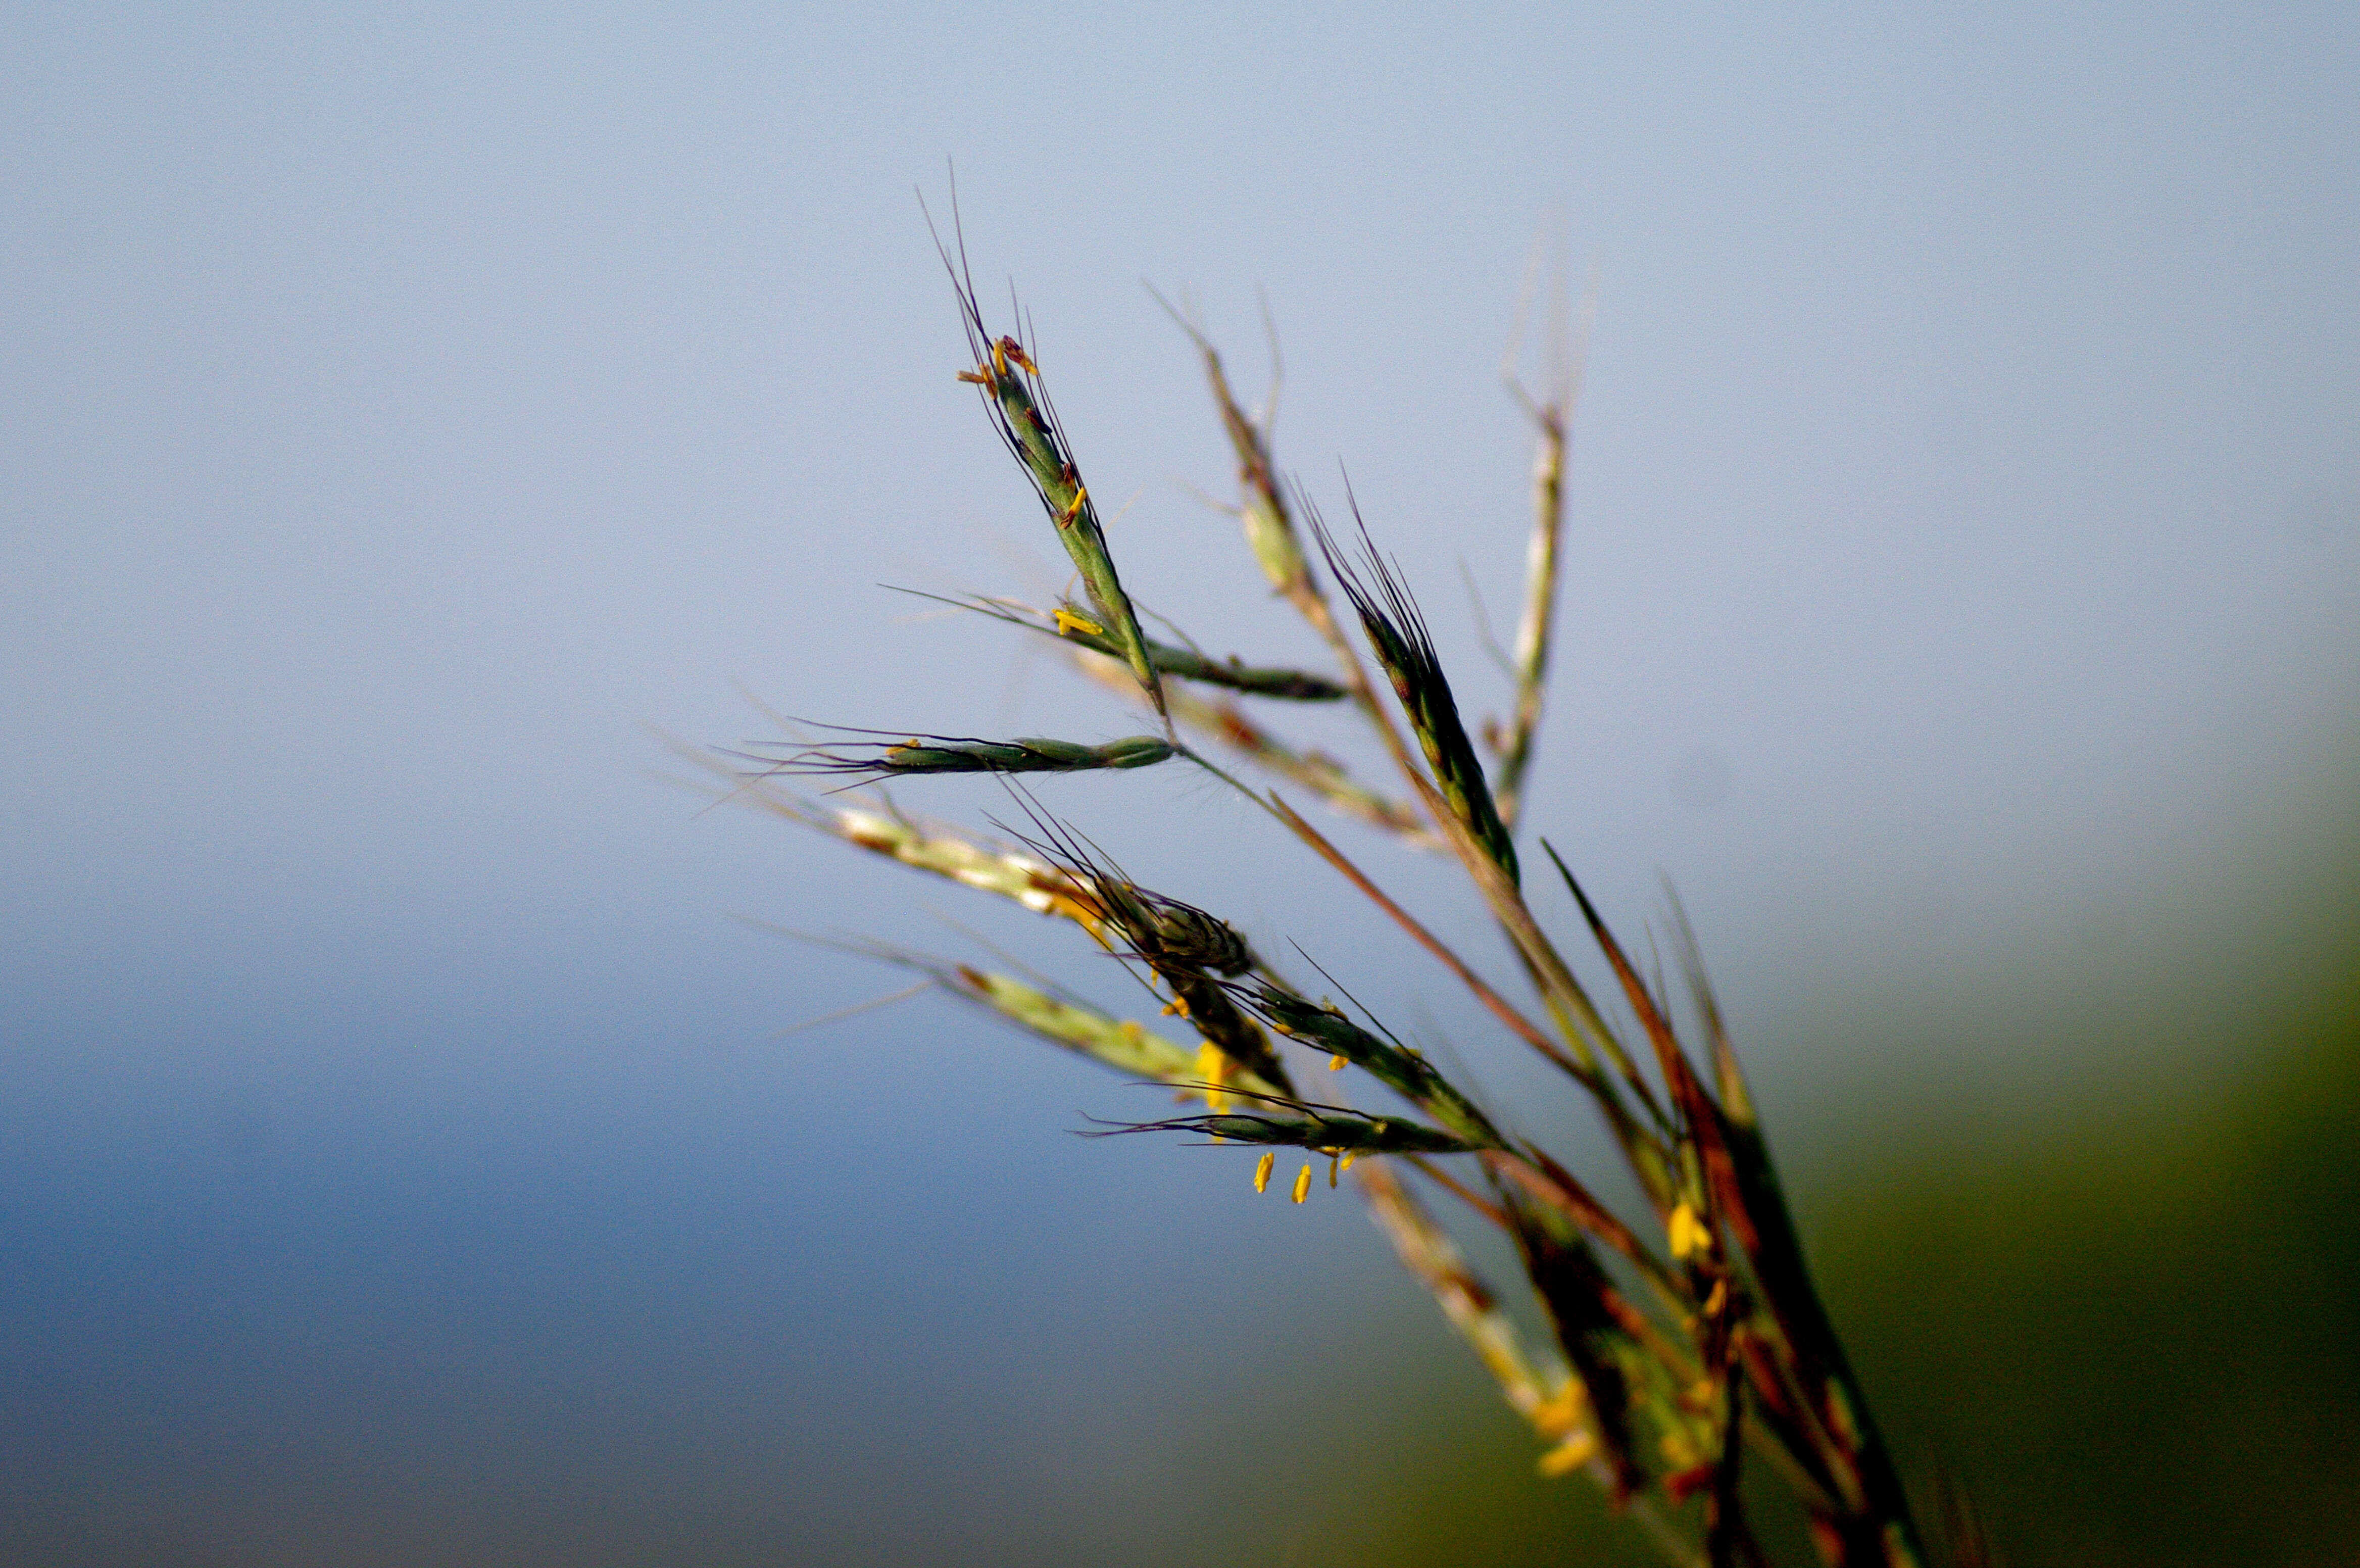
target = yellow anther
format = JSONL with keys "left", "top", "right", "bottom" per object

{"left": 990, "top": 339, "right": 1008, "bottom": 378}
{"left": 1667, "top": 1201, "right": 1708, "bottom": 1260}
{"left": 1327, "top": 1053, "right": 1348, "bottom": 1071}
{"left": 1537, "top": 1431, "right": 1599, "bottom": 1479}
{"left": 1703, "top": 1278, "right": 1729, "bottom": 1317}
{"left": 997, "top": 335, "right": 1038, "bottom": 374}
{"left": 1161, "top": 996, "right": 1188, "bottom": 1017}
{"left": 1058, "top": 484, "right": 1090, "bottom": 523}
{"left": 1194, "top": 1042, "right": 1231, "bottom": 1112}
{"left": 1530, "top": 1382, "right": 1588, "bottom": 1439}
{"left": 1052, "top": 607, "right": 1104, "bottom": 638}
{"left": 1254, "top": 1151, "right": 1275, "bottom": 1194}
{"left": 1339, "top": 1150, "right": 1359, "bottom": 1174}
{"left": 956, "top": 367, "right": 992, "bottom": 385}
{"left": 1291, "top": 1163, "right": 1312, "bottom": 1204}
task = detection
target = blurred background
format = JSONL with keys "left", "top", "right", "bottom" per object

{"left": 5, "top": 5, "right": 2356, "bottom": 1564}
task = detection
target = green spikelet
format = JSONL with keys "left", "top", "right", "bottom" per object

{"left": 1310, "top": 499, "right": 1519, "bottom": 885}
{"left": 764, "top": 731, "right": 1175, "bottom": 784}
{"left": 929, "top": 214, "right": 1164, "bottom": 718}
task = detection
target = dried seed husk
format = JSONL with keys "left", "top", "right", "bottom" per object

{"left": 1499, "top": 1188, "right": 1650, "bottom": 1500}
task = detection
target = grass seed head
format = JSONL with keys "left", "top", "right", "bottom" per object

{"left": 930, "top": 210, "right": 1166, "bottom": 718}
{"left": 816, "top": 806, "right": 1089, "bottom": 920}
{"left": 766, "top": 731, "right": 1175, "bottom": 786}
{"left": 999, "top": 796, "right": 1294, "bottom": 1096}
{"left": 1152, "top": 290, "right": 1311, "bottom": 598}
{"left": 1095, "top": 1104, "right": 1484, "bottom": 1157}
{"left": 1309, "top": 497, "right": 1520, "bottom": 885}
{"left": 1248, "top": 981, "right": 1505, "bottom": 1150}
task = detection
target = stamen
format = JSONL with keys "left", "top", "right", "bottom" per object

{"left": 1291, "top": 1163, "right": 1312, "bottom": 1203}
{"left": 1052, "top": 607, "right": 1105, "bottom": 638}
{"left": 1537, "top": 1430, "right": 1599, "bottom": 1478}
{"left": 1194, "top": 1042, "right": 1231, "bottom": 1113}
{"left": 1254, "top": 1151, "right": 1275, "bottom": 1194}
{"left": 1667, "top": 1201, "right": 1708, "bottom": 1260}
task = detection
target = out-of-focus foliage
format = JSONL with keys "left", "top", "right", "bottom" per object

{"left": 1812, "top": 988, "right": 2360, "bottom": 1564}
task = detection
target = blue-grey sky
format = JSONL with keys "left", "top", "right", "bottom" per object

{"left": 4, "top": 6, "right": 2356, "bottom": 1563}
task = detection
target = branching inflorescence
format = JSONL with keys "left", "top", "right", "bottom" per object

{"left": 720, "top": 195, "right": 1940, "bottom": 1568}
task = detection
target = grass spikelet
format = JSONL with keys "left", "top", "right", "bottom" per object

{"left": 798, "top": 804, "right": 1094, "bottom": 921}
{"left": 939, "top": 963, "right": 1189, "bottom": 1080}
{"left": 1153, "top": 297, "right": 1447, "bottom": 811}
{"left": 1150, "top": 289, "right": 1308, "bottom": 599}
{"left": 1246, "top": 982, "right": 1505, "bottom": 1150}
{"left": 1490, "top": 245, "right": 1590, "bottom": 831}
{"left": 1091, "top": 1099, "right": 1490, "bottom": 1158}
{"left": 1355, "top": 1159, "right": 1552, "bottom": 1424}
{"left": 830, "top": 938, "right": 1286, "bottom": 1103}
{"left": 1310, "top": 496, "right": 1520, "bottom": 886}
{"left": 1046, "top": 604, "right": 1348, "bottom": 701}
{"left": 943, "top": 593, "right": 1347, "bottom": 700}
{"left": 929, "top": 204, "right": 1164, "bottom": 719}
{"left": 762, "top": 730, "right": 1175, "bottom": 785}
{"left": 1002, "top": 797, "right": 1295, "bottom": 1097}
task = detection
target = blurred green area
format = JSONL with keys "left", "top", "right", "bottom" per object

{"left": 1200, "top": 782, "right": 2360, "bottom": 1568}
{"left": 1812, "top": 1002, "right": 2360, "bottom": 1565}
{"left": 1803, "top": 962, "right": 2360, "bottom": 1561}
{"left": 1787, "top": 781, "right": 2360, "bottom": 1564}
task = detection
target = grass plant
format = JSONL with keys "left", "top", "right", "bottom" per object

{"left": 724, "top": 201, "right": 1952, "bottom": 1568}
